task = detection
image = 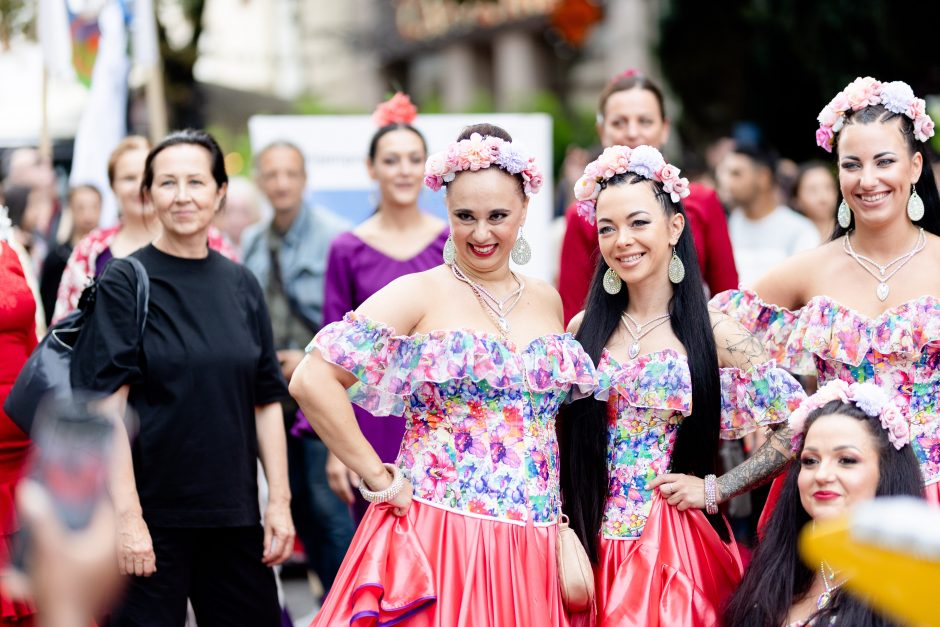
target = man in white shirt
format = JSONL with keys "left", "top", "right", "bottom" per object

{"left": 718, "top": 145, "right": 820, "bottom": 287}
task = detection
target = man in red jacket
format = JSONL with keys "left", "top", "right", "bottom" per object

{"left": 558, "top": 70, "right": 738, "bottom": 324}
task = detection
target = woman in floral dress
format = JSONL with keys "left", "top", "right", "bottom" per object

{"left": 290, "top": 123, "right": 594, "bottom": 626}
{"left": 711, "top": 77, "right": 940, "bottom": 517}
{"left": 560, "top": 145, "right": 805, "bottom": 625}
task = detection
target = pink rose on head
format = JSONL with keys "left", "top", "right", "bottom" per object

{"left": 573, "top": 175, "right": 599, "bottom": 201}
{"left": 658, "top": 163, "right": 680, "bottom": 182}
{"left": 817, "top": 105, "right": 840, "bottom": 128}
{"left": 425, "top": 153, "right": 448, "bottom": 178}
{"left": 372, "top": 92, "right": 418, "bottom": 127}
{"left": 915, "top": 116, "right": 936, "bottom": 142}
{"left": 907, "top": 97, "right": 926, "bottom": 120}
{"left": 670, "top": 177, "right": 690, "bottom": 201}
{"left": 524, "top": 169, "right": 544, "bottom": 196}
{"left": 424, "top": 174, "right": 442, "bottom": 191}
{"left": 829, "top": 92, "right": 850, "bottom": 115}
{"left": 816, "top": 126, "right": 835, "bottom": 152}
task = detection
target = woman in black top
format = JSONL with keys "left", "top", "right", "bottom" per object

{"left": 72, "top": 130, "right": 294, "bottom": 626}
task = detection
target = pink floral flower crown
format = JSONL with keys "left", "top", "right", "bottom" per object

{"left": 816, "top": 77, "right": 936, "bottom": 152}
{"left": 573, "top": 145, "right": 691, "bottom": 225}
{"left": 789, "top": 380, "right": 909, "bottom": 451}
{"left": 372, "top": 92, "right": 418, "bottom": 127}
{"left": 423, "top": 132, "right": 544, "bottom": 197}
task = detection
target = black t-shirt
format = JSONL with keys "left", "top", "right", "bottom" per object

{"left": 71, "top": 244, "right": 288, "bottom": 527}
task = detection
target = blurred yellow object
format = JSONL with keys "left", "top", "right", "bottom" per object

{"left": 800, "top": 511, "right": 940, "bottom": 626}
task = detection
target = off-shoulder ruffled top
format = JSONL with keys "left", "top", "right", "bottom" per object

{"left": 594, "top": 348, "right": 804, "bottom": 539}
{"left": 711, "top": 290, "right": 940, "bottom": 485}
{"left": 308, "top": 312, "right": 596, "bottom": 525}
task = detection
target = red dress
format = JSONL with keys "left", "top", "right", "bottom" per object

{"left": 558, "top": 183, "right": 739, "bottom": 325}
{"left": 0, "top": 240, "right": 38, "bottom": 623}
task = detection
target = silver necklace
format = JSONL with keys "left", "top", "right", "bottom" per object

{"left": 816, "top": 562, "right": 844, "bottom": 610}
{"left": 452, "top": 263, "right": 525, "bottom": 335}
{"left": 621, "top": 312, "right": 671, "bottom": 359}
{"left": 843, "top": 228, "right": 926, "bottom": 302}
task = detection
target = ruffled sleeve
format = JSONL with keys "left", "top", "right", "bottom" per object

{"left": 593, "top": 349, "right": 693, "bottom": 414}
{"left": 710, "top": 289, "right": 815, "bottom": 375}
{"left": 307, "top": 312, "right": 597, "bottom": 416}
{"left": 719, "top": 360, "right": 806, "bottom": 440}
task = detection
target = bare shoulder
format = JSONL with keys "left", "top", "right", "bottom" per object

{"left": 567, "top": 310, "right": 585, "bottom": 335}
{"left": 356, "top": 266, "right": 446, "bottom": 333}
{"left": 709, "top": 308, "right": 769, "bottom": 370}
{"left": 752, "top": 240, "right": 837, "bottom": 309}
{"left": 519, "top": 273, "right": 563, "bottom": 318}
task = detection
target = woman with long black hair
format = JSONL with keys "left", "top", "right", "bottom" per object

{"left": 711, "top": 78, "right": 940, "bottom": 521}
{"left": 724, "top": 381, "right": 923, "bottom": 626}
{"left": 560, "top": 145, "right": 805, "bottom": 625}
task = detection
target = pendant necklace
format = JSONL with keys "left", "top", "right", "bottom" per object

{"left": 816, "top": 561, "right": 844, "bottom": 610}
{"left": 452, "top": 263, "right": 525, "bottom": 336}
{"left": 843, "top": 228, "right": 925, "bottom": 302}
{"left": 621, "top": 312, "right": 671, "bottom": 359}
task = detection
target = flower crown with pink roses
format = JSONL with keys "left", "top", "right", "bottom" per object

{"left": 573, "top": 145, "right": 691, "bottom": 225}
{"left": 372, "top": 92, "right": 418, "bottom": 127}
{"left": 816, "top": 77, "right": 936, "bottom": 153}
{"left": 789, "top": 380, "right": 909, "bottom": 452}
{"left": 423, "top": 132, "right": 544, "bottom": 197}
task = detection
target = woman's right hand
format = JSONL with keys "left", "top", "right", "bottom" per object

{"left": 116, "top": 510, "right": 156, "bottom": 577}
{"left": 326, "top": 451, "right": 360, "bottom": 505}
{"left": 388, "top": 478, "right": 414, "bottom": 518}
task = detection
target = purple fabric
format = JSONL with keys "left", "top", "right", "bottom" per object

{"left": 293, "top": 227, "right": 448, "bottom": 517}
{"left": 94, "top": 247, "right": 114, "bottom": 277}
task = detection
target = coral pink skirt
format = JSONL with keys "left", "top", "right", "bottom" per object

{"left": 592, "top": 494, "right": 742, "bottom": 627}
{"left": 311, "top": 500, "right": 569, "bottom": 626}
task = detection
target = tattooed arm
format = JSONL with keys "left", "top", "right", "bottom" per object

{"left": 647, "top": 310, "right": 796, "bottom": 509}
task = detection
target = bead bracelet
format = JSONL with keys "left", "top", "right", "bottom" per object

{"left": 704, "top": 474, "right": 719, "bottom": 515}
{"left": 358, "top": 463, "right": 405, "bottom": 504}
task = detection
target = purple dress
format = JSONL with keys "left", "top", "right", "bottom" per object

{"left": 299, "top": 227, "right": 449, "bottom": 520}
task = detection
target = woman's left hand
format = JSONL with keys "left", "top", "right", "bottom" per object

{"left": 261, "top": 500, "right": 295, "bottom": 566}
{"left": 647, "top": 473, "right": 706, "bottom": 511}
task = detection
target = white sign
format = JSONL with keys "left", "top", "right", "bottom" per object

{"left": 248, "top": 113, "right": 554, "bottom": 280}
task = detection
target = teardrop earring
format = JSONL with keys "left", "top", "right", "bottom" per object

{"left": 443, "top": 235, "right": 456, "bottom": 265}
{"left": 510, "top": 229, "right": 531, "bottom": 265}
{"left": 908, "top": 186, "right": 925, "bottom": 222}
{"left": 837, "top": 199, "right": 852, "bottom": 228}
{"left": 668, "top": 248, "right": 685, "bottom": 284}
{"left": 603, "top": 267, "right": 622, "bottom": 294}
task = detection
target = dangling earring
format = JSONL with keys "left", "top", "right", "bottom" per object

{"left": 510, "top": 229, "right": 531, "bottom": 265}
{"left": 443, "top": 235, "right": 456, "bottom": 265}
{"left": 908, "top": 186, "right": 925, "bottom": 222}
{"left": 837, "top": 199, "right": 852, "bottom": 228}
{"left": 603, "top": 267, "right": 622, "bottom": 294}
{"left": 668, "top": 248, "right": 685, "bottom": 284}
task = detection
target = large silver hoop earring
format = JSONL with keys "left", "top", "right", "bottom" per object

{"left": 443, "top": 235, "right": 456, "bottom": 265}
{"left": 510, "top": 229, "right": 531, "bottom": 265}
{"left": 668, "top": 248, "right": 685, "bottom": 284}
{"left": 908, "top": 186, "right": 925, "bottom": 222}
{"left": 603, "top": 267, "right": 622, "bottom": 294}
{"left": 837, "top": 199, "right": 852, "bottom": 228}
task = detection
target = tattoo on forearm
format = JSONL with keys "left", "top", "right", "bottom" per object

{"left": 711, "top": 313, "right": 767, "bottom": 370}
{"left": 717, "top": 426, "right": 795, "bottom": 502}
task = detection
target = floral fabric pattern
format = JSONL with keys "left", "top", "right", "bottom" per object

{"left": 715, "top": 291, "right": 940, "bottom": 486}
{"left": 308, "top": 312, "right": 596, "bottom": 524}
{"left": 595, "top": 349, "right": 801, "bottom": 540}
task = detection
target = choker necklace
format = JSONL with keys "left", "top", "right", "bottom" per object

{"left": 451, "top": 263, "right": 525, "bottom": 336}
{"left": 621, "top": 312, "right": 671, "bottom": 359}
{"left": 816, "top": 561, "right": 845, "bottom": 610}
{"left": 843, "top": 228, "right": 926, "bottom": 302}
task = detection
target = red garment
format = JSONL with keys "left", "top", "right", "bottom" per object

{"left": 558, "top": 183, "right": 739, "bottom": 325}
{"left": 0, "top": 241, "right": 38, "bottom": 623}
{"left": 312, "top": 501, "right": 569, "bottom": 626}
{"left": 593, "top": 494, "right": 742, "bottom": 626}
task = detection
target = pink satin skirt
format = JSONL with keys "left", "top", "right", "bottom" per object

{"left": 311, "top": 500, "right": 569, "bottom": 626}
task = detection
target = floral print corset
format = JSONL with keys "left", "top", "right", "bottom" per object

{"left": 309, "top": 313, "right": 596, "bottom": 524}
{"left": 713, "top": 291, "right": 940, "bottom": 486}
{"left": 595, "top": 349, "right": 804, "bottom": 540}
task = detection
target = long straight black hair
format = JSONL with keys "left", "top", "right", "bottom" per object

{"left": 558, "top": 173, "right": 726, "bottom": 562}
{"left": 831, "top": 104, "right": 940, "bottom": 239}
{"left": 723, "top": 401, "right": 923, "bottom": 626}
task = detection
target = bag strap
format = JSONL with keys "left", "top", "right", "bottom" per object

{"left": 113, "top": 256, "right": 150, "bottom": 337}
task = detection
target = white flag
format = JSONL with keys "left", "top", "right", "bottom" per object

{"left": 133, "top": 0, "right": 159, "bottom": 67}
{"left": 37, "top": 0, "right": 74, "bottom": 79}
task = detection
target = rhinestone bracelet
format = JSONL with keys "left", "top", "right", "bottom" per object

{"left": 704, "top": 474, "right": 719, "bottom": 515}
{"left": 358, "top": 463, "right": 404, "bottom": 504}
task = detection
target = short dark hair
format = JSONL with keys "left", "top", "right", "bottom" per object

{"left": 141, "top": 129, "right": 228, "bottom": 205}
{"left": 368, "top": 125, "right": 427, "bottom": 162}
{"left": 732, "top": 143, "right": 779, "bottom": 176}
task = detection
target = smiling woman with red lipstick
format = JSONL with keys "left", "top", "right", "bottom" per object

{"left": 290, "top": 123, "right": 596, "bottom": 625}
{"left": 724, "top": 381, "right": 923, "bottom": 626}
{"left": 711, "top": 78, "right": 940, "bottom": 524}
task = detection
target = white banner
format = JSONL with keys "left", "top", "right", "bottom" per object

{"left": 248, "top": 113, "right": 554, "bottom": 281}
